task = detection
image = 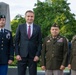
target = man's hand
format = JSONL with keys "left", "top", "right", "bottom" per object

{"left": 16, "top": 55, "right": 22, "bottom": 61}
{"left": 41, "top": 66, "right": 46, "bottom": 70}
{"left": 68, "top": 64, "right": 71, "bottom": 69}
{"left": 60, "top": 65, "right": 65, "bottom": 70}
{"left": 33, "top": 56, "right": 39, "bottom": 62}
{"left": 8, "top": 60, "right": 13, "bottom": 64}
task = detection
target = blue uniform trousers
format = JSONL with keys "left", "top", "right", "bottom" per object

{"left": 0, "top": 65, "right": 8, "bottom": 75}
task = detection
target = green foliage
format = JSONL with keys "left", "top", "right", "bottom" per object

{"left": 11, "top": 14, "right": 25, "bottom": 37}
{"left": 33, "top": 0, "right": 76, "bottom": 41}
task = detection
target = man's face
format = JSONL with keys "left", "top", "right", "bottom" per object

{"left": 25, "top": 12, "right": 34, "bottom": 24}
{"left": 0, "top": 18, "right": 6, "bottom": 27}
{"left": 50, "top": 27, "right": 60, "bottom": 37}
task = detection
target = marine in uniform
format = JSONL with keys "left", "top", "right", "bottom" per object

{"left": 0, "top": 15, "right": 14, "bottom": 75}
{"left": 41, "top": 23, "right": 68, "bottom": 75}
{"left": 68, "top": 35, "right": 76, "bottom": 75}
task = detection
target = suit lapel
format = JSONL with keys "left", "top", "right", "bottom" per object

{"left": 23, "top": 24, "right": 28, "bottom": 38}
{"left": 31, "top": 24, "right": 36, "bottom": 38}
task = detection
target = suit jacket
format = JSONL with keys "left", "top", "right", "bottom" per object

{"left": 41, "top": 35, "right": 68, "bottom": 70}
{"left": 0, "top": 29, "right": 14, "bottom": 64}
{"left": 15, "top": 23, "right": 42, "bottom": 58}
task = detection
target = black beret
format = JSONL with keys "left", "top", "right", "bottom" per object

{"left": 0, "top": 15, "right": 6, "bottom": 19}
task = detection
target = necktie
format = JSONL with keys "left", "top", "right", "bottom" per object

{"left": 28, "top": 25, "right": 31, "bottom": 39}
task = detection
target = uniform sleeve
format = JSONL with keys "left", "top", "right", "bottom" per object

{"left": 61, "top": 38, "right": 68, "bottom": 66}
{"left": 41, "top": 38, "right": 46, "bottom": 66}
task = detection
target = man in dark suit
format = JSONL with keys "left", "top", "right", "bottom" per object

{"left": 41, "top": 23, "right": 68, "bottom": 75}
{"left": 0, "top": 15, "right": 14, "bottom": 75}
{"left": 15, "top": 10, "right": 42, "bottom": 75}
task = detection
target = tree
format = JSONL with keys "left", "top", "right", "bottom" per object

{"left": 33, "top": 0, "right": 76, "bottom": 41}
{"left": 11, "top": 14, "right": 25, "bottom": 37}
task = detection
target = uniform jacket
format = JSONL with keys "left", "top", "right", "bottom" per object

{"left": 41, "top": 35, "right": 68, "bottom": 70}
{"left": 0, "top": 29, "right": 14, "bottom": 64}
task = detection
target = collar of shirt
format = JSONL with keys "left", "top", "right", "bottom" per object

{"left": 26, "top": 23, "right": 33, "bottom": 36}
{"left": 26, "top": 23, "right": 33, "bottom": 27}
{"left": 0, "top": 28, "right": 4, "bottom": 32}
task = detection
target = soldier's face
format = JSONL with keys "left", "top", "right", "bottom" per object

{"left": 50, "top": 27, "right": 60, "bottom": 37}
{"left": 25, "top": 12, "right": 34, "bottom": 24}
{"left": 0, "top": 18, "right": 6, "bottom": 28}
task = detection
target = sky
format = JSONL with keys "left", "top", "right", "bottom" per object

{"left": 0, "top": 0, "right": 76, "bottom": 20}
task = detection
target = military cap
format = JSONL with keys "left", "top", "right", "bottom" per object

{"left": 0, "top": 15, "right": 6, "bottom": 19}
{"left": 51, "top": 23, "right": 60, "bottom": 29}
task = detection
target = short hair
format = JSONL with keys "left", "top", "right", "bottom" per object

{"left": 25, "top": 10, "right": 34, "bottom": 15}
{"left": 0, "top": 15, "right": 6, "bottom": 19}
{"left": 51, "top": 23, "right": 60, "bottom": 29}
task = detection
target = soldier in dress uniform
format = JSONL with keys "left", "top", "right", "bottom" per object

{"left": 0, "top": 15, "right": 14, "bottom": 75}
{"left": 41, "top": 23, "right": 68, "bottom": 75}
{"left": 68, "top": 35, "right": 76, "bottom": 75}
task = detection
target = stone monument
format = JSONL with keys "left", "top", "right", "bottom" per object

{"left": 0, "top": 2, "right": 11, "bottom": 31}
